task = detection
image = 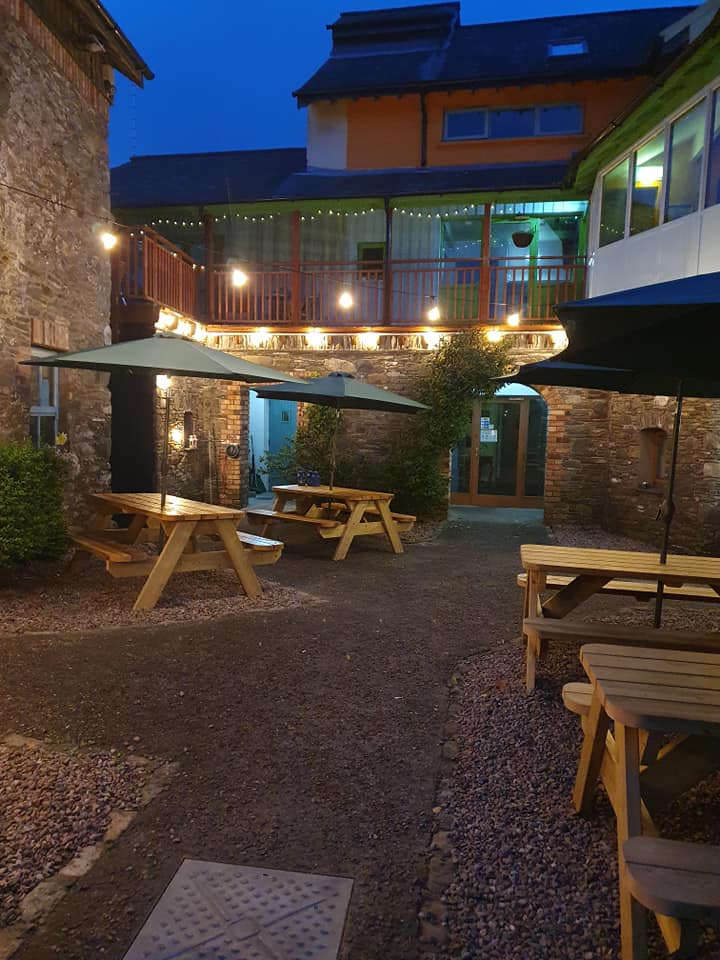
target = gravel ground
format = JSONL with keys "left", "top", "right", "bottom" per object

{"left": 0, "top": 741, "right": 150, "bottom": 926}
{"left": 0, "top": 512, "right": 530, "bottom": 960}
{"left": 438, "top": 639, "right": 720, "bottom": 960}
{"left": 0, "top": 564, "right": 320, "bottom": 635}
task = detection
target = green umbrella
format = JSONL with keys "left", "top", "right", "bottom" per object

{"left": 22, "top": 334, "right": 304, "bottom": 508}
{"left": 253, "top": 372, "right": 429, "bottom": 488}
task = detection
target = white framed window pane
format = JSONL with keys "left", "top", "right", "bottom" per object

{"left": 630, "top": 132, "right": 665, "bottom": 235}
{"left": 706, "top": 90, "right": 720, "bottom": 208}
{"left": 488, "top": 108, "right": 535, "bottom": 138}
{"left": 599, "top": 158, "right": 629, "bottom": 246}
{"left": 444, "top": 110, "right": 487, "bottom": 140}
{"left": 538, "top": 105, "right": 583, "bottom": 134}
{"left": 665, "top": 100, "right": 705, "bottom": 222}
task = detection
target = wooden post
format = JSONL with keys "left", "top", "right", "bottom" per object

{"left": 478, "top": 202, "right": 492, "bottom": 324}
{"left": 290, "top": 209, "right": 302, "bottom": 326}
{"left": 383, "top": 200, "right": 394, "bottom": 327}
{"left": 203, "top": 213, "right": 215, "bottom": 322}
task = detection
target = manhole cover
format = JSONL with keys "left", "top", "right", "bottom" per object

{"left": 122, "top": 858, "right": 353, "bottom": 960}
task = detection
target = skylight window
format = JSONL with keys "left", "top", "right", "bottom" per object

{"left": 548, "top": 39, "right": 588, "bottom": 57}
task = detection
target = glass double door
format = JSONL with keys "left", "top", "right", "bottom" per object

{"left": 451, "top": 397, "right": 547, "bottom": 507}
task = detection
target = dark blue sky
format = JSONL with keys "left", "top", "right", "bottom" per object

{"left": 106, "top": 0, "right": 679, "bottom": 168}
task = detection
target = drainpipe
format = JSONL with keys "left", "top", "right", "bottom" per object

{"left": 419, "top": 93, "right": 428, "bottom": 168}
{"left": 383, "top": 199, "right": 394, "bottom": 326}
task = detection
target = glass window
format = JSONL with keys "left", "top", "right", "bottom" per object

{"left": 29, "top": 349, "right": 59, "bottom": 448}
{"left": 706, "top": 90, "right": 720, "bottom": 208}
{"left": 444, "top": 109, "right": 487, "bottom": 140}
{"left": 630, "top": 132, "right": 665, "bottom": 235}
{"left": 665, "top": 100, "right": 706, "bottom": 222}
{"left": 489, "top": 108, "right": 535, "bottom": 138}
{"left": 547, "top": 39, "right": 588, "bottom": 57}
{"left": 538, "top": 105, "right": 583, "bottom": 134}
{"left": 599, "top": 158, "right": 629, "bottom": 246}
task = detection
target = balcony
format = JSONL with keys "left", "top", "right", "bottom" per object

{"left": 112, "top": 226, "right": 586, "bottom": 331}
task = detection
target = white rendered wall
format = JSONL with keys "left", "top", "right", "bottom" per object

{"left": 588, "top": 186, "right": 720, "bottom": 297}
{"left": 307, "top": 102, "right": 348, "bottom": 171}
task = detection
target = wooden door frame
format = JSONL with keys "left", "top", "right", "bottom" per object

{"left": 450, "top": 397, "right": 544, "bottom": 508}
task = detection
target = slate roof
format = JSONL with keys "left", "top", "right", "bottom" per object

{"left": 111, "top": 149, "right": 567, "bottom": 208}
{"left": 111, "top": 148, "right": 308, "bottom": 208}
{"left": 294, "top": 5, "right": 695, "bottom": 103}
{"left": 276, "top": 162, "right": 568, "bottom": 200}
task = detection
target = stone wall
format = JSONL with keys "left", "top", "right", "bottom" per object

{"left": 542, "top": 387, "right": 720, "bottom": 555}
{"left": 0, "top": 2, "right": 113, "bottom": 520}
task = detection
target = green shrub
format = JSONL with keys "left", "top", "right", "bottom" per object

{"left": 0, "top": 441, "right": 67, "bottom": 568}
{"left": 260, "top": 405, "right": 342, "bottom": 483}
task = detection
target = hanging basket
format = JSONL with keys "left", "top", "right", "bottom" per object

{"left": 512, "top": 230, "right": 534, "bottom": 249}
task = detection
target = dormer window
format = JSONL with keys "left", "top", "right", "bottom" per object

{"left": 548, "top": 39, "right": 588, "bottom": 57}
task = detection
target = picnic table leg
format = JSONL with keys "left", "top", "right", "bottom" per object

{"left": 214, "top": 518, "right": 262, "bottom": 599}
{"left": 332, "top": 501, "right": 367, "bottom": 561}
{"left": 615, "top": 722, "right": 647, "bottom": 960}
{"left": 524, "top": 569, "right": 544, "bottom": 690}
{"left": 133, "top": 521, "right": 198, "bottom": 610}
{"left": 572, "top": 688, "right": 610, "bottom": 813}
{"left": 376, "top": 499, "right": 404, "bottom": 555}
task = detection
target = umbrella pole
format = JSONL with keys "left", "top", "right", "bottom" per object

{"left": 653, "top": 380, "right": 683, "bottom": 627}
{"left": 329, "top": 407, "right": 340, "bottom": 490}
{"left": 160, "top": 389, "right": 171, "bottom": 513}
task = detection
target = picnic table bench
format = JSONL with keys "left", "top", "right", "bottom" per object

{"left": 570, "top": 643, "right": 720, "bottom": 959}
{"left": 70, "top": 493, "right": 284, "bottom": 610}
{"left": 246, "top": 484, "right": 414, "bottom": 561}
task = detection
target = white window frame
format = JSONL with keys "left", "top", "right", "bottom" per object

{"left": 29, "top": 347, "right": 59, "bottom": 448}
{"left": 443, "top": 104, "right": 583, "bottom": 142}
{"left": 596, "top": 76, "right": 720, "bottom": 248}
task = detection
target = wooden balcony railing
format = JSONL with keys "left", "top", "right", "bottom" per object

{"left": 111, "top": 228, "right": 587, "bottom": 329}
{"left": 212, "top": 257, "right": 587, "bottom": 328}
{"left": 112, "top": 225, "right": 200, "bottom": 318}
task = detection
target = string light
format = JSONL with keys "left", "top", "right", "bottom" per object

{"left": 232, "top": 268, "right": 248, "bottom": 287}
{"left": 338, "top": 291, "right": 354, "bottom": 309}
{"left": 427, "top": 304, "right": 441, "bottom": 323}
{"left": 100, "top": 231, "right": 117, "bottom": 250}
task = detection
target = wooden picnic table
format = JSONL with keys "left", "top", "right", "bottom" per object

{"left": 80, "top": 492, "right": 262, "bottom": 610}
{"left": 573, "top": 643, "right": 720, "bottom": 960}
{"left": 521, "top": 544, "right": 720, "bottom": 686}
{"left": 246, "top": 484, "right": 414, "bottom": 561}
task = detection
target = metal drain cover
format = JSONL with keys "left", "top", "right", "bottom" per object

{"left": 122, "top": 858, "right": 353, "bottom": 960}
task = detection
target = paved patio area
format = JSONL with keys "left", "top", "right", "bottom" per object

{"left": 0, "top": 510, "right": 547, "bottom": 960}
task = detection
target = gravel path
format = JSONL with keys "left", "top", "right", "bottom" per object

{"left": 438, "top": 640, "right": 720, "bottom": 960}
{"left": 0, "top": 741, "right": 150, "bottom": 926}
{"left": 0, "top": 512, "right": 532, "bottom": 960}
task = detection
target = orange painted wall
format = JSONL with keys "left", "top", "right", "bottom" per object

{"left": 345, "top": 77, "right": 648, "bottom": 170}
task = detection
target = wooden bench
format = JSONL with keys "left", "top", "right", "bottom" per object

{"left": 623, "top": 836, "right": 720, "bottom": 956}
{"left": 523, "top": 617, "right": 720, "bottom": 691}
{"left": 517, "top": 572, "right": 720, "bottom": 604}
{"left": 245, "top": 508, "right": 341, "bottom": 531}
{"left": 69, "top": 529, "right": 147, "bottom": 564}
{"left": 236, "top": 531, "right": 283, "bottom": 566}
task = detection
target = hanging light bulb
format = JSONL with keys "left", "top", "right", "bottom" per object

{"left": 100, "top": 231, "right": 117, "bottom": 250}
{"left": 338, "top": 291, "right": 354, "bottom": 309}
{"left": 156, "top": 375, "right": 172, "bottom": 392}
{"left": 427, "top": 304, "right": 441, "bottom": 323}
{"left": 423, "top": 329, "right": 441, "bottom": 349}
{"left": 232, "top": 268, "right": 249, "bottom": 287}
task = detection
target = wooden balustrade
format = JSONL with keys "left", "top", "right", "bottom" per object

{"left": 112, "top": 226, "right": 199, "bottom": 318}
{"left": 111, "top": 229, "right": 587, "bottom": 329}
{"left": 212, "top": 257, "right": 587, "bottom": 328}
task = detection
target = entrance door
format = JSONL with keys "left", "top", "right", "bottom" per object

{"left": 450, "top": 395, "right": 547, "bottom": 507}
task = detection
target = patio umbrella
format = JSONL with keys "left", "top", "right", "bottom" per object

{"left": 22, "top": 334, "right": 303, "bottom": 508}
{"left": 253, "top": 372, "right": 429, "bottom": 488}
{"left": 498, "top": 357, "right": 720, "bottom": 625}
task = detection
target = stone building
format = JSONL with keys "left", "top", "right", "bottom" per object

{"left": 0, "top": 0, "right": 151, "bottom": 512}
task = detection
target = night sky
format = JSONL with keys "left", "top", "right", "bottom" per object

{"left": 105, "top": 0, "right": 680, "bottom": 168}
